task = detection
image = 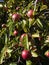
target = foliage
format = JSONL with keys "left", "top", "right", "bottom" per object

{"left": 0, "top": 0, "right": 49, "bottom": 65}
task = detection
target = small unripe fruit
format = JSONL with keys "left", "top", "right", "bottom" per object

{"left": 16, "top": 6, "right": 20, "bottom": 10}
{"left": 22, "top": 50, "right": 31, "bottom": 60}
{"left": 38, "top": 37, "right": 43, "bottom": 41}
{"left": 27, "top": 10, "right": 34, "bottom": 18}
{"left": 45, "top": 51, "right": 49, "bottom": 58}
{"left": 12, "top": 13, "right": 21, "bottom": 21}
{"left": 2, "top": 24, "right": 6, "bottom": 28}
{"left": 13, "top": 30, "right": 18, "bottom": 36}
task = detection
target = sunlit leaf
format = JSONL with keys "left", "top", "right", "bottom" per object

{"left": 31, "top": 51, "right": 38, "bottom": 57}
{"left": 36, "top": 18, "right": 43, "bottom": 28}
{"left": 26, "top": 60, "right": 33, "bottom": 65}
{"left": 32, "top": 33, "right": 39, "bottom": 38}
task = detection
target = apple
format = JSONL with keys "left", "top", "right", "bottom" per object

{"left": 27, "top": 10, "right": 34, "bottom": 18}
{"left": 16, "top": 6, "right": 20, "bottom": 10}
{"left": 21, "top": 50, "right": 31, "bottom": 60}
{"left": 12, "top": 13, "right": 21, "bottom": 21}
{"left": 20, "top": 33, "right": 26, "bottom": 42}
{"left": 13, "top": 30, "right": 18, "bottom": 36}
{"left": 45, "top": 51, "right": 49, "bottom": 58}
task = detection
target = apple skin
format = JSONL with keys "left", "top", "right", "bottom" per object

{"left": 27, "top": 10, "right": 34, "bottom": 18}
{"left": 20, "top": 33, "right": 26, "bottom": 42}
{"left": 21, "top": 50, "right": 32, "bottom": 60}
{"left": 12, "top": 13, "right": 21, "bottom": 21}
{"left": 13, "top": 30, "right": 18, "bottom": 36}
{"left": 45, "top": 51, "right": 49, "bottom": 58}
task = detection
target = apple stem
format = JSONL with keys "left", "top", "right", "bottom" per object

{"left": 17, "top": 56, "right": 25, "bottom": 65}
{"left": 18, "top": 56, "right": 20, "bottom": 63}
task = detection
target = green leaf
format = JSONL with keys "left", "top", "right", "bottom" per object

{"left": 8, "top": 20, "right": 15, "bottom": 35}
{"left": 0, "top": 46, "right": 12, "bottom": 64}
{"left": 40, "top": 5, "right": 47, "bottom": 11}
{"left": 21, "top": 34, "right": 29, "bottom": 49}
{"left": 29, "top": 18, "right": 35, "bottom": 28}
{"left": 36, "top": 18, "right": 43, "bottom": 28}
{"left": 32, "top": 33, "right": 39, "bottom": 38}
{"left": 0, "top": 29, "right": 6, "bottom": 37}
{"left": 26, "top": 60, "right": 33, "bottom": 65}
{"left": 31, "top": 51, "right": 38, "bottom": 57}
{"left": 0, "top": 46, "right": 7, "bottom": 64}
{"left": 11, "top": 0, "right": 15, "bottom": 3}
{"left": 22, "top": 20, "right": 28, "bottom": 32}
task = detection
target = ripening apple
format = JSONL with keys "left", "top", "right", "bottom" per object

{"left": 21, "top": 50, "right": 32, "bottom": 60}
{"left": 13, "top": 30, "right": 18, "bottom": 36}
{"left": 20, "top": 33, "right": 27, "bottom": 42}
{"left": 27, "top": 10, "right": 34, "bottom": 18}
{"left": 45, "top": 51, "right": 49, "bottom": 58}
{"left": 12, "top": 13, "right": 21, "bottom": 21}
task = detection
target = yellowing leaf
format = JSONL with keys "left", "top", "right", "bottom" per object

{"left": 40, "top": 5, "right": 47, "bottom": 11}
{"left": 31, "top": 51, "right": 38, "bottom": 57}
{"left": 32, "top": 33, "right": 39, "bottom": 38}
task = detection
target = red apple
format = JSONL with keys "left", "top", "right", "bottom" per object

{"left": 20, "top": 33, "right": 26, "bottom": 42}
{"left": 13, "top": 30, "right": 18, "bottom": 36}
{"left": 27, "top": 10, "right": 34, "bottom": 18}
{"left": 21, "top": 50, "right": 31, "bottom": 60}
{"left": 12, "top": 13, "right": 21, "bottom": 21}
